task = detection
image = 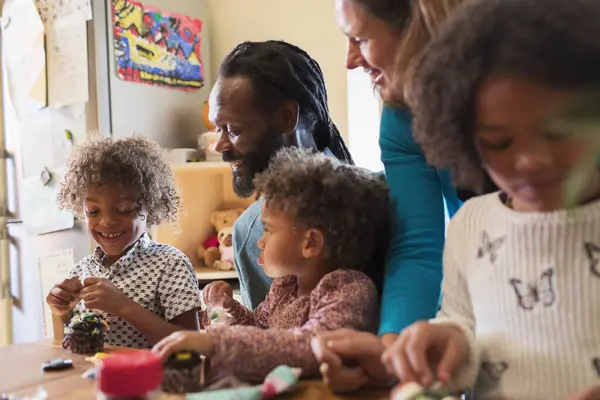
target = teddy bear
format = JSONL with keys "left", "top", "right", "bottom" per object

{"left": 213, "top": 226, "right": 234, "bottom": 270}
{"left": 197, "top": 208, "right": 244, "bottom": 268}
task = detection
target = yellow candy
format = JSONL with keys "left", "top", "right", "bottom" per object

{"left": 85, "top": 352, "right": 110, "bottom": 364}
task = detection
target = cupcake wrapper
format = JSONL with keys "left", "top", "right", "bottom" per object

{"left": 162, "top": 365, "right": 202, "bottom": 394}
{"left": 62, "top": 330, "right": 106, "bottom": 354}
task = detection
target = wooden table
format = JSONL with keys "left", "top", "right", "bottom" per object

{"left": 0, "top": 340, "right": 389, "bottom": 399}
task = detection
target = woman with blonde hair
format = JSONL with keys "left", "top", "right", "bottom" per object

{"left": 311, "top": 0, "right": 489, "bottom": 393}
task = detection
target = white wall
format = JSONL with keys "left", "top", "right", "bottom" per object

{"left": 205, "top": 0, "right": 349, "bottom": 140}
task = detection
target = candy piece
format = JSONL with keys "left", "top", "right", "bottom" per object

{"left": 209, "top": 306, "right": 234, "bottom": 326}
{"left": 395, "top": 382, "right": 425, "bottom": 399}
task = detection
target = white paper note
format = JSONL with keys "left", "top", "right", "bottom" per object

{"left": 36, "top": 0, "right": 92, "bottom": 24}
{"left": 39, "top": 249, "right": 75, "bottom": 338}
{"left": 1, "top": 0, "right": 47, "bottom": 120}
{"left": 21, "top": 167, "right": 74, "bottom": 235}
{"left": 46, "top": 12, "right": 89, "bottom": 108}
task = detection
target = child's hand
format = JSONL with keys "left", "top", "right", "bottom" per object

{"left": 564, "top": 383, "right": 600, "bottom": 400}
{"left": 382, "top": 322, "right": 468, "bottom": 387}
{"left": 81, "top": 277, "right": 131, "bottom": 316}
{"left": 46, "top": 277, "right": 83, "bottom": 319}
{"left": 203, "top": 280, "right": 233, "bottom": 308}
{"left": 311, "top": 329, "right": 394, "bottom": 393}
{"left": 153, "top": 330, "right": 215, "bottom": 358}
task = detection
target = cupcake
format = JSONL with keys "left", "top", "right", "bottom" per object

{"left": 62, "top": 311, "right": 109, "bottom": 354}
{"left": 162, "top": 351, "right": 203, "bottom": 394}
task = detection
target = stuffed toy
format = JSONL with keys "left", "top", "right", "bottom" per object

{"left": 197, "top": 208, "right": 244, "bottom": 268}
{"left": 213, "top": 227, "right": 235, "bottom": 270}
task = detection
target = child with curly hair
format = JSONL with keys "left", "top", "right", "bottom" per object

{"left": 46, "top": 135, "right": 202, "bottom": 348}
{"left": 381, "top": 0, "right": 600, "bottom": 399}
{"left": 153, "top": 147, "right": 390, "bottom": 384}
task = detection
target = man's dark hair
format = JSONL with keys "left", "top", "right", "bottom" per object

{"left": 218, "top": 40, "right": 354, "bottom": 165}
{"left": 410, "top": 0, "right": 600, "bottom": 192}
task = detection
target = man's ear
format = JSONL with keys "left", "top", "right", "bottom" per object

{"left": 276, "top": 99, "right": 299, "bottom": 136}
{"left": 302, "top": 228, "right": 325, "bottom": 259}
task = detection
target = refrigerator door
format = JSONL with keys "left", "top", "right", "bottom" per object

{"left": 0, "top": 14, "right": 101, "bottom": 345}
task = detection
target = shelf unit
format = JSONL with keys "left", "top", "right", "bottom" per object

{"left": 151, "top": 161, "right": 254, "bottom": 281}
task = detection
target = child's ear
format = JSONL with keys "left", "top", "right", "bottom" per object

{"left": 302, "top": 229, "right": 324, "bottom": 259}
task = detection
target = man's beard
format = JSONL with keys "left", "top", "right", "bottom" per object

{"left": 223, "top": 132, "right": 284, "bottom": 198}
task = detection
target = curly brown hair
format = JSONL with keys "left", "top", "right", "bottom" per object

{"left": 57, "top": 134, "right": 180, "bottom": 226}
{"left": 253, "top": 147, "right": 391, "bottom": 278}
{"left": 409, "top": 0, "right": 600, "bottom": 192}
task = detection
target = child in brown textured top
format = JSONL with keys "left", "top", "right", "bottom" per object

{"left": 153, "top": 147, "right": 391, "bottom": 384}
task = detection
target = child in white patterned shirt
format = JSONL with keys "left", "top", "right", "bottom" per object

{"left": 380, "top": 0, "right": 600, "bottom": 399}
{"left": 46, "top": 135, "right": 202, "bottom": 348}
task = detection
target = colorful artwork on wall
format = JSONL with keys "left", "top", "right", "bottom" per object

{"left": 112, "top": 0, "right": 204, "bottom": 90}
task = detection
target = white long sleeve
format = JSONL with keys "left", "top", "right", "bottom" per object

{"left": 435, "top": 192, "right": 600, "bottom": 400}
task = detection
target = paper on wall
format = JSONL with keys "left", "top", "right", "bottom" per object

{"left": 39, "top": 249, "right": 75, "bottom": 338}
{"left": 35, "top": 0, "right": 92, "bottom": 24}
{"left": 1, "top": 0, "right": 47, "bottom": 120}
{"left": 46, "top": 12, "right": 89, "bottom": 108}
{"left": 21, "top": 167, "right": 74, "bottom": 235}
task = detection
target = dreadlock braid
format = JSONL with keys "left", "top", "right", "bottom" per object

{"left": 219, "top": 40, "right": 354, "bottom": 165}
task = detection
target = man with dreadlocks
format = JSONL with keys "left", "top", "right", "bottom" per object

{"left": 203, "top": 40, "right": 355, "bottom": 310}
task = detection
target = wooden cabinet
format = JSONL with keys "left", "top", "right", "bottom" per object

{"left": 151, "top": 162, "right": 253, "bottom": 282}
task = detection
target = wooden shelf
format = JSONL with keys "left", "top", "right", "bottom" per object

{"left": 170, "top": 161, "right": 231, "bottom": 172}
{"left": 152, "top": 162, "right": 254, "bottom": 282}
{"left": 195, "top": 266, "right": 238, "bottom": 281}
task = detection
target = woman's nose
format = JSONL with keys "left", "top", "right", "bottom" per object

{"left": 345, "top": 39, "right": 363, "bottom": 70}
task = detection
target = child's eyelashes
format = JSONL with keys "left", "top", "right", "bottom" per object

{"left": 84, "top": 208, "right": 136, "bottom": 217}
{"left": 478, "top": 130, "right": 572, "bottom": 151}
{"left": 478, "top": 138, "right": 513, "bottom": 151}
{"left": 542, "top": 130, "right": 572, "bottom": 141}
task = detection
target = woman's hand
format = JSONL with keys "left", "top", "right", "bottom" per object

{"left": 81, "top": 277, "right": 132, "bottom": 316}
{"left": 153, "top": 331, "right": 214, "bottom": 358}
{"left": 381, "top": 333, "right": 398, "bottom": 348}
{"left": 564, "top": 383, "right": 600, "bottom": 400}
{"left": 203, "top": 280, "right": 234, "bottom": 308}
{"left": 311, "top": 329, "right": 394, "bottom": 393}
{"left": 382, "top": 321, "right": 468, "bottom": 387}
{"left": 46, "top": 277, "right": 83, "bottom": 320}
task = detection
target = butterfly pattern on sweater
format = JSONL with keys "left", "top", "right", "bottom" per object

{"left": 584, "top": 242, "right": 600, "bottom": 278}
{"left": 477, "top": 231, "right": 505, "bottom": 264}
{"left": 509, "top": 268, "right": 556, "bottom": 311}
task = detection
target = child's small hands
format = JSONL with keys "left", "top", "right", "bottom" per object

{"left": 46, "top": 277, "right": 83, "bottom": 318}
{"left": 564, "top": 383, "right": 600, "bottom": 400}
{"left": 203, "top": 280, "right": 233, "bottom": 308}
{"left": 311, "top": 329, "right": 393, "bottom": 394}
{"left": 81, "top": 277, "right": 131, "bottom": 316}
{"left": 153, "top": 330, "right": 214, "bottom": 358}
{"left": 382, "top": 322, "right": 468, "bottom": 387}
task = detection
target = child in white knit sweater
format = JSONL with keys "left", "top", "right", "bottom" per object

{"left": 382, "top": 0, "right": 600, "bottom": 399}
